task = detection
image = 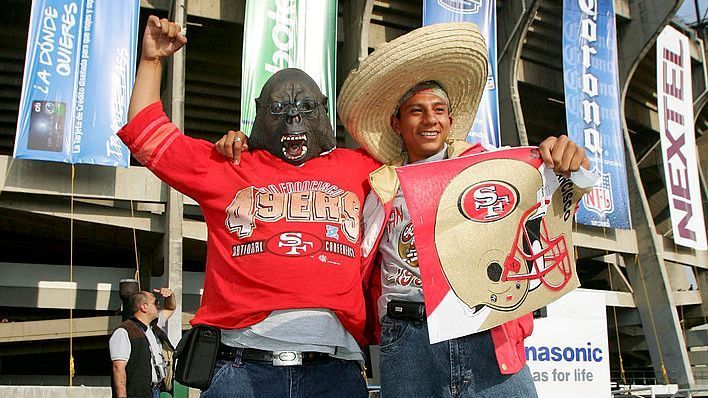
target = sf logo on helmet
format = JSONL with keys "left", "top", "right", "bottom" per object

{"left": 459, "top": 181, "right": 518, "bottom": 222}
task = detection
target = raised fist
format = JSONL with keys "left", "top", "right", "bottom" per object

{"left": 141, "top": 15, "right": 187, "bottom": 62}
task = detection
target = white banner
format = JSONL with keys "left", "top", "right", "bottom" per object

{"left": 657, "top": 26, "right": 707, "bottom": 250}
{"left": 525, "top": 289, "right": 611, "bottom": 398}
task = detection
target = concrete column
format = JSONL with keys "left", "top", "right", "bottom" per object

{"left": 0, "top": 156, "right": 8, "bottom": 194}
{"left": 138, "top": 251, "right": 153, "bottom": 291}
{"left": 336, "top": 0, "right": 374, "bottom": 148}
{"left": 496, "top": 0, "right": 539, "bottom": 146}
{"left": 695, "top": 269, "right": 708, "bottom": 322}
{"left": 617, "top": 0, "right": 693, "bottom": 385}
{"left": 163, "top": 0, "right": 188, "bottom": 347}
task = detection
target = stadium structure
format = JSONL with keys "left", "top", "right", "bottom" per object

{"left": 0, "top": 0, "right": 706, "bottom": 396}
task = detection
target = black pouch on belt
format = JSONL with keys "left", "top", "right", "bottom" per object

{"left": 173, "top": 324, "right": 220, "bottom": 391}
{"left": 387, "top": 300, "right": 426, "bottom": 321}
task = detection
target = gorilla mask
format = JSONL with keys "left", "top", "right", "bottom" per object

{"left": 249, "top": 68, "right": 336, "bottom": 165}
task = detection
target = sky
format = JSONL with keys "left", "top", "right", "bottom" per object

{"left": 676, "top": 0, "right": 708, "bottom": 26}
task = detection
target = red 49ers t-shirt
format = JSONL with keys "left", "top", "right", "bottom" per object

{"left": 118, "top": 102, "right": 381, "bottom": 345}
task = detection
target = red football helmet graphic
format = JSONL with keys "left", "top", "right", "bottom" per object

{"left": 435, "top": 157, "right": 573, "bottom": 313}
{"left": 502, "top": 201, "right": 572, "bottom": 292}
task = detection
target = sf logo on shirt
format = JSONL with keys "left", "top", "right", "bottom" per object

{"left": 278, "top": 232, "right": 314, "bottom": 255}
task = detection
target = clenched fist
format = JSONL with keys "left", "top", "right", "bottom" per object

{"left": 141, "top": 15, "right": 187, "bottom": 62}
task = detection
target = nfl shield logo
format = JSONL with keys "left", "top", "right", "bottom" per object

{"left": 583, "top": 172, "right": 613, "bottom": 216}
{"left": 437, "top": 0, "right": 482, "bottom": 14}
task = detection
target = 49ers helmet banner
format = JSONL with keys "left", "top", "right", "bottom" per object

{"left": 396, "top": 147, "right": 593, "bottom": 343}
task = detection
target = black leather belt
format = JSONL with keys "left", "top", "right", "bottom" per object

{"left": 387, "top": 300, "right": 426, "bottom": 321}
{"left": 217, "top": 343, "right": 331, "bottom": 366}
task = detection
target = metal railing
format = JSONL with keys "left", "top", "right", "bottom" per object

{"left": 612, "top": 386, "right": 659, "bottom": 397}
{"left": 611, "top": 386, "right": 708, "bottom": 397}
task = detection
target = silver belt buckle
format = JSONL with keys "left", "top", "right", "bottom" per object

{"left": 272, "top": 351, "right": 303, "bottom": 366}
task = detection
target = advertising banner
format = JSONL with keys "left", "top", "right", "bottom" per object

{"left": 562, "top": 0, "right": 631, "bottom": 228}
{"left": 423, "top": 0, "right": 499, "bottom": 147}
{"left": 14, "top": 0, "right": 139, "bottom": 167}
{"left": 657, "top": 26, "right": 707, "bottom": 250}
{"left": 240, "top": 0, "right": 337, "bottom": 136}
{"left": 397, "top": 147, "right": 597, "bottom": 343}
{"left": 526, "top": 289, "right": 611, "bottom": 397}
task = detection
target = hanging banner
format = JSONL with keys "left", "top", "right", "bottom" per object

{"left": 562, "top": 0, "right": 631, "bottom": 229}
{"left": 657, "top": 26, "right": 707, "bottom": 250}
{"left": 423, "top": 0, "right": 499, "bottom": 148}
{"left": 526, "top": 289, "right": 611, "bottom": 398}
{"left": 396, "top": 147, "right": 597, "bottom": 343}
{"left": 13, "top": 0, "right": 138, "bottom": 167}
{"left": 240, "top": 0, "right": 337, "bottom": 136}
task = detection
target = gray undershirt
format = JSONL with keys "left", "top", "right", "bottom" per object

{"left": 221, "top": 309, "right": 363, "bottom": 361}
{"left": 377, "top": 145, "right": 448, "bottom": 321}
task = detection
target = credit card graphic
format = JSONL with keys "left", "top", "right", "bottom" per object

{"left": 27, "top": 100, "right": 66, "bottom": 152}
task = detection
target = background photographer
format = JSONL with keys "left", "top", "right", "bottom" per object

{"left": 110, "top": 288, "right": 176, "bottom": 398}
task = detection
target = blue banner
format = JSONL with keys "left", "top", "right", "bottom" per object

{"left": 562, "top": 0, "right": 631, "bottom": 229}
{"left": 14, "top": 0, "right": 139, "bottom": 167}
{"left": 423, "top": 0, "right": 499, "bottom": 148}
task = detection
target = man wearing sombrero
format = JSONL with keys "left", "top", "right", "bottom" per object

{"left": 217, "top": 22, "right": 588, "bottom": 397}
{"left": 336, "top": 22, "right": 588, "bottom": 397}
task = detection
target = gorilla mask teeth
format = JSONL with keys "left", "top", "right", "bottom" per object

{"left": 280, "top": 133, "right": 308, "bottom": 161}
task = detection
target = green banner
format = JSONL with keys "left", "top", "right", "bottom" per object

{"left": 240, "top": 0, "right": 338, "bottom": 136}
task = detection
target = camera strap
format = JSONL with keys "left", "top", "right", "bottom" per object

{"left": 143, "top": 326, "right": 166, "bottom": 383}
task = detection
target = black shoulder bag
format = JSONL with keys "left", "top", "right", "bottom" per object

{"left": 173, "top": 324, "right": 221, "bottom": 391}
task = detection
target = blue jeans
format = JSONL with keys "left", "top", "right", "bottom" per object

{"left": 380, "top": 316, "right": 537, "bottom": 398}
{"left": 200, "top": 349, "right": 368, "bottom": 398}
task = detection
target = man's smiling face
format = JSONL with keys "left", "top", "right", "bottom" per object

{"left": 391, "top": 91, "right": 453, "bottom": 163}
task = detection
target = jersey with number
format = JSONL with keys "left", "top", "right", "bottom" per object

{"left": 118, "top": 101, "right": 381, "bottom": 345}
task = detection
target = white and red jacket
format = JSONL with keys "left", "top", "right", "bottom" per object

{"left": 360, "top": 141, "right": 534, "bottom": 375}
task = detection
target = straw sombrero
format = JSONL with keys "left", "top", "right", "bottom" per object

{"left": 337, "top": 22, "right": 488, "bottom": 164}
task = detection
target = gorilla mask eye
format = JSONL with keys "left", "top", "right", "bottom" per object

{"left": 296, "top": 100, "right": 316, "bottom": 113}
{"left": 269, "top": 100, "right": 317, "bottom": 115}
{"left": 269, "top": 101, "right": 286, "bottom": 114}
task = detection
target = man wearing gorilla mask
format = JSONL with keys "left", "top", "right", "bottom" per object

{"left": 119, "top": 16, "right": 378, "bottom": 397}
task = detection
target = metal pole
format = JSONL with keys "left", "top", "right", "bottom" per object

{"left": 164, "top": 0, "right": 187, "bottom": 347}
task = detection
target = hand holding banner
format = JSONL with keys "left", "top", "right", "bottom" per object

{"left": 397, "top": 147, "right": 596, "bottom": 343}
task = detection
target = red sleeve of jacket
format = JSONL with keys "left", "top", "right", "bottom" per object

{"left": 362, "top": 256, "right": 383, "bottom": 345}
{"left": 490, "top": 313, "right": 534, "bottom": 374}
{"left": 118, "top": 101, "right": 214, "bottom": 201}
